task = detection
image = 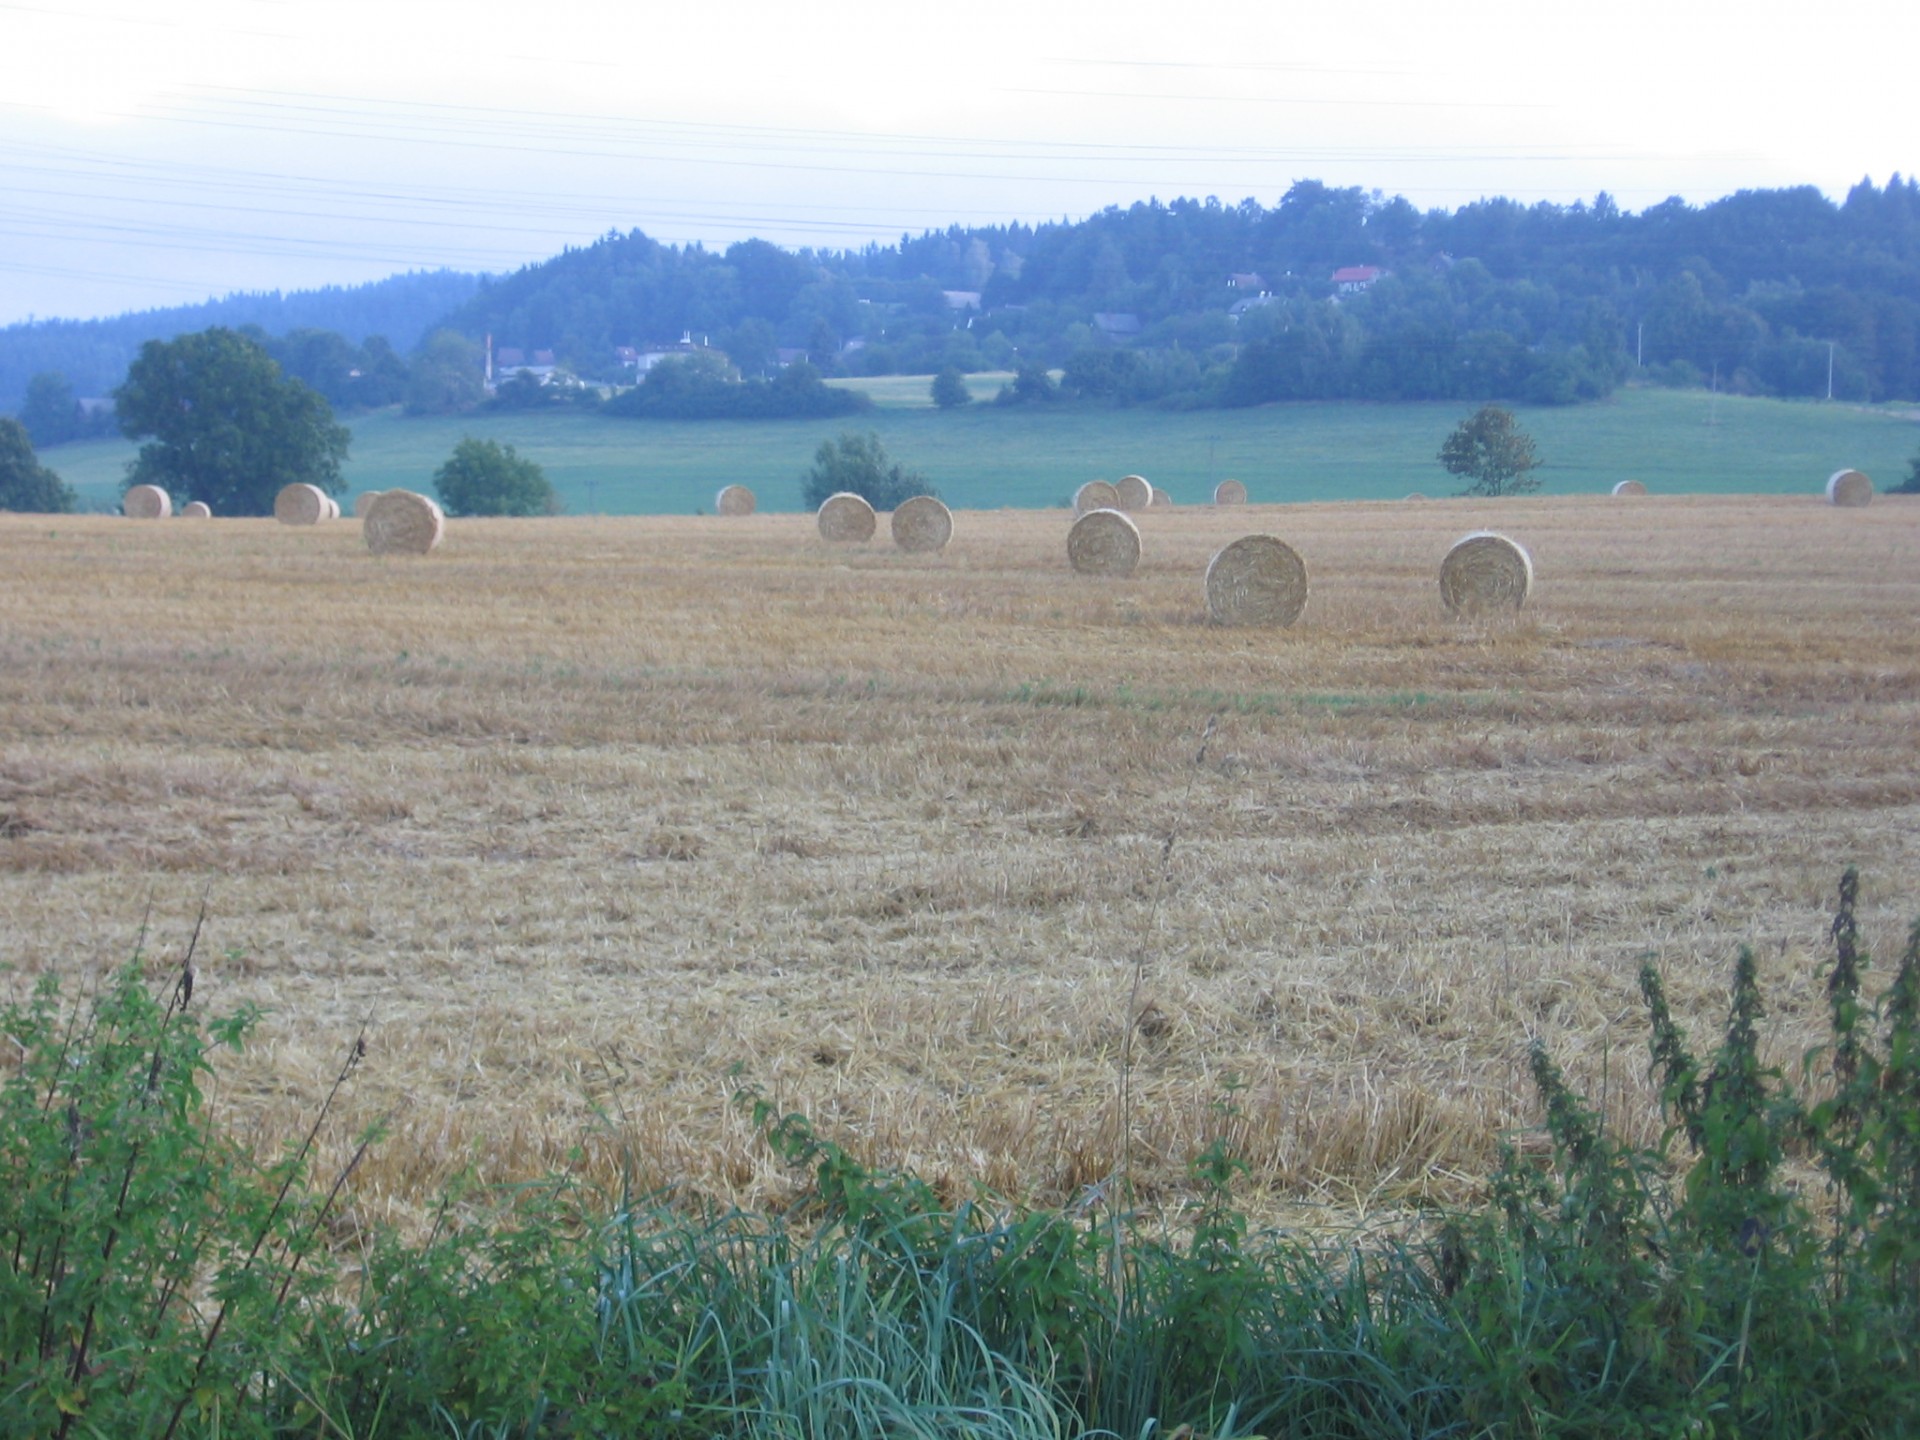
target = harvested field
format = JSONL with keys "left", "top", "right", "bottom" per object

{"left": 2, "top": 494, "right": 1918, "bottom": 1233}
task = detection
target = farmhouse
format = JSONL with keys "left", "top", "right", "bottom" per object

{"left": 1332, "top": 265, "right": 1385, "bottom": 294}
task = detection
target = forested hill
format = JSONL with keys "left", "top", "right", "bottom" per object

{"left": 9, "top": 178, "right": 1920, "bottom": 418}
{"left": 0, "top": 269, "right": 479, "bottom": 411}
{"left": 451, "top": 177, "right": 1920, "bottom": 406}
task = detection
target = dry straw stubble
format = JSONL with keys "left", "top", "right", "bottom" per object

{"left": 363, "top": 489, "right": 446, "bottom": 556}
{"left": 716, "top": 484, "right": 757, "bottom": 516}
{"left": 1214, "top": 479, "right": 1248, "bottom": 506}
{"left": 274, "top": 483, "right": 330, "bottom": 526}
{"left": 890, "top": 495, "right": 953, "bottom": 553}
{"left": 1826, "top": 469, "right": 1874, "bottom": 507}
{"left": 1114, "top": 474, "right": 1153, "bottom": 511}
{"left": 1074, "top": 479, "right": 1121, "bottom": 514}
{"left": 1066, "top": 507, "right": 1141, "bottom": 577}
{"left": 817, "top": 491, "right": 877, "bottom": 542}
{"left": 1439, "top": 530, "right": 1534, "bottom": 615}
{"left": 1612, "top": 479, "right": 1648, "bottom": 497}
{"left": 1205, "top": 534, "right": 1310, "bottom": 626}
{"left": 123, "top": 485, "right": 171, "bottom": 519}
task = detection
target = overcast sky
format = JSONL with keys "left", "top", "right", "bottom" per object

{"left": 2, "top": 0, "right": 1913, "bottom": 327}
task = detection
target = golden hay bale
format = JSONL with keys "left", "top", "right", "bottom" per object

{"left": 123, "top": 484, "right": 171, "bottom": 519}
{"left": 1439, "top": 531, "right": 1534, "bottom": 616}
{"left": 715, "top": 484, "right": 756, "bottom": 516}
{"left": 1213, "top": 479, "right": 1248, "bottom": 506}
{"left": 890, "top": 494, "right": 953, "bottom": 553}
{"left": 1149, "top": 486, "right": 1172, "bottom": 507}
{"left": 180, "top": 501, "right": 212, "bottom": 518}
{"left": 273, "top": 483, "right": 329, "bottom": 526}
{"left": 323, "top": 494, "right": 340, "bottom": 520}
{"left": 1826, "top": 469, "right": 1873, "bottom": 507}
{"left": 817, "top": 491, "right": 877, "bottom": 542}
{"left": 1205, "top": 534, "right": 1310, "bottom": 627}
{"left": 1067, "top": 508, "right": 1141, "bottom": 577}
{"left": 1114, "top": 474, "right": 1153, "bottom": 510}
{"left": 1074, "top": 479, "right": 1120, "bottom": 514}
{"left": 352, "top": 491, "right": 385, "bottom": 518}
{"left": 1612, "top": 479, "right": 1648, "bottom": 497}
{"left": 363, "top": 489, "right": 445, "bottom": 556}
{"left": 1404, "top": 492, "right": 1428, "bottom": 502}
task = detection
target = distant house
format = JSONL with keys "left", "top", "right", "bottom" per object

{"left": 774, "top": 347, "right": 810, "bottom": 367}
{"left": 1227, "top": 272, "right": 1267, "bottom": 291}
{"left": 942, "top": 290, "right": 982, "bottom": 311}
{"left": 631, "top": 333, "right": 725, "bottom": 375}
{"left": 614, "top": 346, "right": 641, "bottom": 369}
{"left": 1331, "top": 265, "right": 1385, "bottom": 294}
{"left": 494, "top": 347, "right": 526, "bottom": 368}
{"left": 1228, "top": 294, "right": 1277, "bottom": 319}
{"left": 1093, "top": 312, "right": 1142, "bottom": 338}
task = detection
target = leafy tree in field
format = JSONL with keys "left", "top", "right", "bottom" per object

{"left": 1438, "top": 404, "right": 1542, "bottom": 496}
{"left": 0, "top": 417, "right": 77, "bottom": 512}
{"left": 930, "top": 366, "right": 971, "bottom": 409}
{"left": 114, "top": 328, "right": 349, "bottom": 516}
{"left": 800, "top": 431, "right": 934, "bottom": 511}
{"left": 995, "top": 362, "right": 1058, "bottom": 405}
{"left": 405, "top": 329, "right": 485, "bottom": 415}
{"left": 20, "top": 371, "right": 81, "bottom": 446}
{"left": 432, "top": 436, "right": 558, "bottom": 516}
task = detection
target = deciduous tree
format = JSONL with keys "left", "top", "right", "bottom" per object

{"left": 1438, "top": 405, "right": 1542, "bottom": 496}
{"left": 114, "top": 328, "right": 348, "bottom": 516}
{"left": 800, "top": 431, "right": 933, "bottom": 510}
{"left": 930, "top": 366, "right": 971, "bottom": 409}
{"left": 432, "top": 436, "right": 557, "bottom": 516}
{"left": 0, "top": 417, "right": 77, "bottom": 512}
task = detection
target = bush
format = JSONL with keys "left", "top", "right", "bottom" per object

{"left": 930, "top": 365, "right": 971, "bottom": 409}
{"left": 800, "top": 430, "right": 935, "bottom": 511}
{"left": 432, "top": 436, "right": 558, "bottom": 517}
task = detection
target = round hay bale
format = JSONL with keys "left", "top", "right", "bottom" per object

{"left": 180, "top": 501, "right": 212, "bottom": 518}
{"left": 123, "top": 484, "right": 171, "bottom": 519}
{"left": 1403, "top": 492, "right": 1428, "bottom": 502}
{"left": 1114, "top": 474, "right": 1153, "bottom": 510}
{"left": 1826, "top": 469, "right": 1873, "bottom": 507}
{"left": 1439, "top": 531, "right": 1534, "bottom": 616}
{"left": 352, "top": 490, "right": 385, "bottom": 518}
{"left": 1149, "top": 487, "right": 1172, "bottom": 508}
{"left": 363, "top": 489, "right": 445, "bottom": 556}
{"left": 1612, "top": 479, "right": 1648, "bottom": 497}
{"left": 1213, "top": 479, "right": 1248, "bottom": 506}
{"left": 1205, "top": 534, "right": 1310, "bottom": 627}
{"left": 322, "top": 493, "right": 340, "bottom": 520}
{"left": 1074, "top": 479, "right": 1120, "bottom": 514}
{"left": 715, "top": 484, "right": 756, "bottom": 516}
{"left": 1067, "top": 508, "right": 1141, "bottom": 577}
{"left": 274, "top": 483, "right": 329, "bottom": 526}
{"left": 890, "top": 494, "right": 952, "bottom": 553}
{"left": 817, "top": 491, "right": 877, "bottom": 542}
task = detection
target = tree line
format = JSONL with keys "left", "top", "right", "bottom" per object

{"left": 8, "top": 177, "right": 1920, "bottom": 427}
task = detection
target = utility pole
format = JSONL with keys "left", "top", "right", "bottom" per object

{"left": 1636, "top": 321, "right": 1643, "bottom": 368}
{"left": 1827, "top": 341, "right": 1835, "bottom": 401}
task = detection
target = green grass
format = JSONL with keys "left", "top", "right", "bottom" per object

{"left": 41, "top": 383, "right": 1920, "bottom": 515}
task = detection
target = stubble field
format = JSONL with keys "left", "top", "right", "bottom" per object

{"left": 2, "top": 493, "right": 1918, "bottom": 1234}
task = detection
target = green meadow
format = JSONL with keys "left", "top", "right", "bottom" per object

{"left": 43, "top": 381, "right": 1920, "bottom": 515}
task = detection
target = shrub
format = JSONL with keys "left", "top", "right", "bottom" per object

{"left": 432, "top": 436, "right": 558, "bottom": 517}
{"left": 800, "top": 430, "right": 935, "bottom": 511}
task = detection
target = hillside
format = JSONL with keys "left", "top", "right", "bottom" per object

{"left": 0, "top": 269, "right": 480, "bottom": 412}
